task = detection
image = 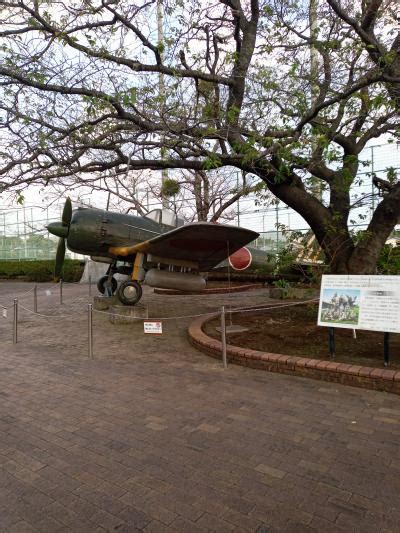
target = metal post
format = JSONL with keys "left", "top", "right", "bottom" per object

{"left": 236, "top": 172, "right": 240, "bottom": 226}
{"left": 13, "top": 298, "right": 18, "bottom": 344}
{"left": 33, "top": 285, "right": 37, "bottom": 313}
{"left": 371, "top": 146, "right": 375, "bottom": 220}
{"left": 328, "top": 327, "right": 335, "bottom": 359}
{"left": 220, "top": 305, "right": 227, "bottom": 368}
{"left": 384, "top": 332, "right": 390, "bottom": 367}
{"left": 60, "top": 278, "right": 63, "bottom": 305}
{"left": 23, "top": 207, "right": 27, "bottom": 259}
{"left": 88, "top": 303, "right": 93, "bottom": 358}
{"left": 88, "top": 275, "right": 92, "bottom": 297}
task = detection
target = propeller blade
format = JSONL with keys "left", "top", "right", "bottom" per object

{"left": 54, "top": 238, "right": 66, "bottom": 280}
{"left": 62, "top": 197, "right": 72, "bottom": 226}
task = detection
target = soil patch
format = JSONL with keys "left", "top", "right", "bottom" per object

{"left": 204, "top": 302, "right": 400, "bottom": 369}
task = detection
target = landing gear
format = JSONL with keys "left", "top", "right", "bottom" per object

{"left": 117, "top": 280, "right": 143, "bottom": 305}
{"left": 95, "top": 257, "right": 144, "bottom": 305}
{"left": 97, "top": 275, "right": 118, "bottom": 295}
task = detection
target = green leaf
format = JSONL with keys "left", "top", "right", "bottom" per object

{"left": 16, "top": 193, "right": 25, "bottom": 205}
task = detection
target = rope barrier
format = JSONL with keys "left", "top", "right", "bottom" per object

{"left": 92, "top": 298, "right": 318, "bottom": 321}
{"left": 0, "top": 284, "right": 37, "bottom": 304}
{"left": 18, "top": 303, "right": 86, "bottom": 319}
{"left": 1, "top": 282, "right": 320, "bottom": 327}
{"left": 3, "top": 282, "right": 322, "bottom": 362}
{"left": 18, "top": 285, "right": 37, "bottom": 296}
{"left": 92, "top": 308, "right": 217, "bottom": 321}
{"left": 228, "top": 298, "right": 319, "bottom": 314}
{"left": 0, "top": 280, "right": 89, "bottom": 306}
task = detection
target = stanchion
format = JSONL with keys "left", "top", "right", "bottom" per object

{"left": 33, "top": 285, "right": 38, "bottom": 313}
{"left": 60, "top": 279, "right": 63, "bottom": 305}
{"left": 13, "top": 298, "right": 18, "bottom": 344}
{"left": 220, "top": 305, "right": 227, "bottom": 368}
{"left": 384, "top": 332, "right": 390, "bottom": 367}
{"left": 88, "top": 303, "right": 93, "bottom": 358}
{"left": 328, "top": 327, "right": 335, "bottom": 359}
{"left": 89, "top": 275, "right": 92, "bottom": 297}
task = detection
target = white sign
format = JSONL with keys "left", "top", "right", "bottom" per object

{"left": 45, "top": 289, "right": 52, "bottom": 296}
{"left": 143, "top": 321, "right": 163, "bottom": 335}
{"left": 2, "top": 308, "right": 7, "bottom": 318}
{"left": 318, "top": 275, "right": 400, "bottom": 333}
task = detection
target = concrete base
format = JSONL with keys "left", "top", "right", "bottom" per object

{"left": 93, "top": 295, "right": 119, "bottom": 310}
{"left": 109, "top": 304, "right": 149, "bottom": 324}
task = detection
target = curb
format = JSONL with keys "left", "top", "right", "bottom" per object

{"left": 188, "top": 315, "right": 400, "bottom": 395}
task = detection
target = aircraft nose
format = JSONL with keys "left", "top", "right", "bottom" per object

{"left": 47, "top": 222, "right": 69, "bottom": 238}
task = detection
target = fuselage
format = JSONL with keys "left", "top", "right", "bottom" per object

{"left": 50, "top": 206, "right": 268, "bottom": 272}
{"left": 66, "top": 208, "right": 165, "bottom": 260}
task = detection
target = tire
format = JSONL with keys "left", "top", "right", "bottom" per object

{"left": 97, "top": 275, "right": 118, "bottom": 295}
{"left": 117, "top": 280, "right": 143, "bottom": 306}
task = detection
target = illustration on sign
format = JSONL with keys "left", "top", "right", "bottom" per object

{"left": 318, "top": 275, "right": 400, "bottom": 333}
{"left": 320, "top": 289, "right": 360, "bottom": 325}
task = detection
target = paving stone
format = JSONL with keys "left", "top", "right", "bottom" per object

{"left": 255, "top": 464, "right": 286, "bottom": 479}
{"left": 0, "top": 283, "right": 400, "bottom": 531}
{"left": 169, "top": 516, "right": 208, "bottom": 532}
{"left": 143, "top": 520, "right": 175, "bottom": 532}
{"left": 5, "top": 521, "right": 36, "bottom": 533}
{"left": 196, "top": 512, "right": 237, "bottom": 532}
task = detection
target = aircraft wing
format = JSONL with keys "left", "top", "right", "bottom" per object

{"left": 109, "top": 222, "right": 259, "bottom": 270}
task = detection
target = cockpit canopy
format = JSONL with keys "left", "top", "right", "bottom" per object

{"left": 144, "top": 208, "right": 184, "bottom": 228}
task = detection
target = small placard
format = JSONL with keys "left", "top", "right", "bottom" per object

{"left": 144, "top": 321, "right": 163, "bottom": 335}
{"left": 45, "top": 289, "right": 52, "bottom": 296}
{"left": 2, "top": 308, "right": 7, "bottom": 318}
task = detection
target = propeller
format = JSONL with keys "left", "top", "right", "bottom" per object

{"left": 47, "top": 198, "right": 72, "bottom": 280}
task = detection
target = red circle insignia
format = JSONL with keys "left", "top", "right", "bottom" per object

{"left": 228, "top": 247, "right": 252, "bottom": 270}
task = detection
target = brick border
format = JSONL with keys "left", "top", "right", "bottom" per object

{"left": 188, "top": 314, "right": 400, "bottom": 395}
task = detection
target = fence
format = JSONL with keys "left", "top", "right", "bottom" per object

{"left": 0, "top": 205, "right": 81, "bottom": 261}
{"left": 1, "top": 280, "right": 320, "bottom": 364}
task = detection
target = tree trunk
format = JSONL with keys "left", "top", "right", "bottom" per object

{"left": 255, "top": 168, "right": 400, "bottom": 275}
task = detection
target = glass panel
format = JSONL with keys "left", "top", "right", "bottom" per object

{"left": 161, "top": 209, "right": 177, "bottom": 227}
{"left": 144, "top": 209, "right": 161, "bottom": 223}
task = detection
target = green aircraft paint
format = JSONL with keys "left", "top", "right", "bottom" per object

{"left": 47, "top": 201, "right": 262, "bottom": 305}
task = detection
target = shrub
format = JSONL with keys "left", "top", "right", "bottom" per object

{"left": 0, "top": 260, "right": 84, "bottom": 282}
{"left": 377, "top": 245, "right": 400, "bottom": 275}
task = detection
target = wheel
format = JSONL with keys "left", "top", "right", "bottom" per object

{"left": 97, "top": 275, "right": 118, "bottom": 295}
{"left": 117, "top": 280, "right": 143, "bottom": 306}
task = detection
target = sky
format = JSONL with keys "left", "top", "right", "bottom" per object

{"left": 0, "top": 138, "right": 399, "bottom": 246}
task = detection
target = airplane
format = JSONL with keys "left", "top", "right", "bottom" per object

{"left": 47, "top": 198, "right": 261, "bottom": 305}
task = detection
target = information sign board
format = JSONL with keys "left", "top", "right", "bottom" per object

{"left": 318, "top": 275, "right": 400, "bottom": 333}
{"left": 143, "top": 321, "right": 163, "bottom": 335}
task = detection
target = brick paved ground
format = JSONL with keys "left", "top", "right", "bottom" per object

{"left": 0, "top": 282, "right": 400, "bottom": 531}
